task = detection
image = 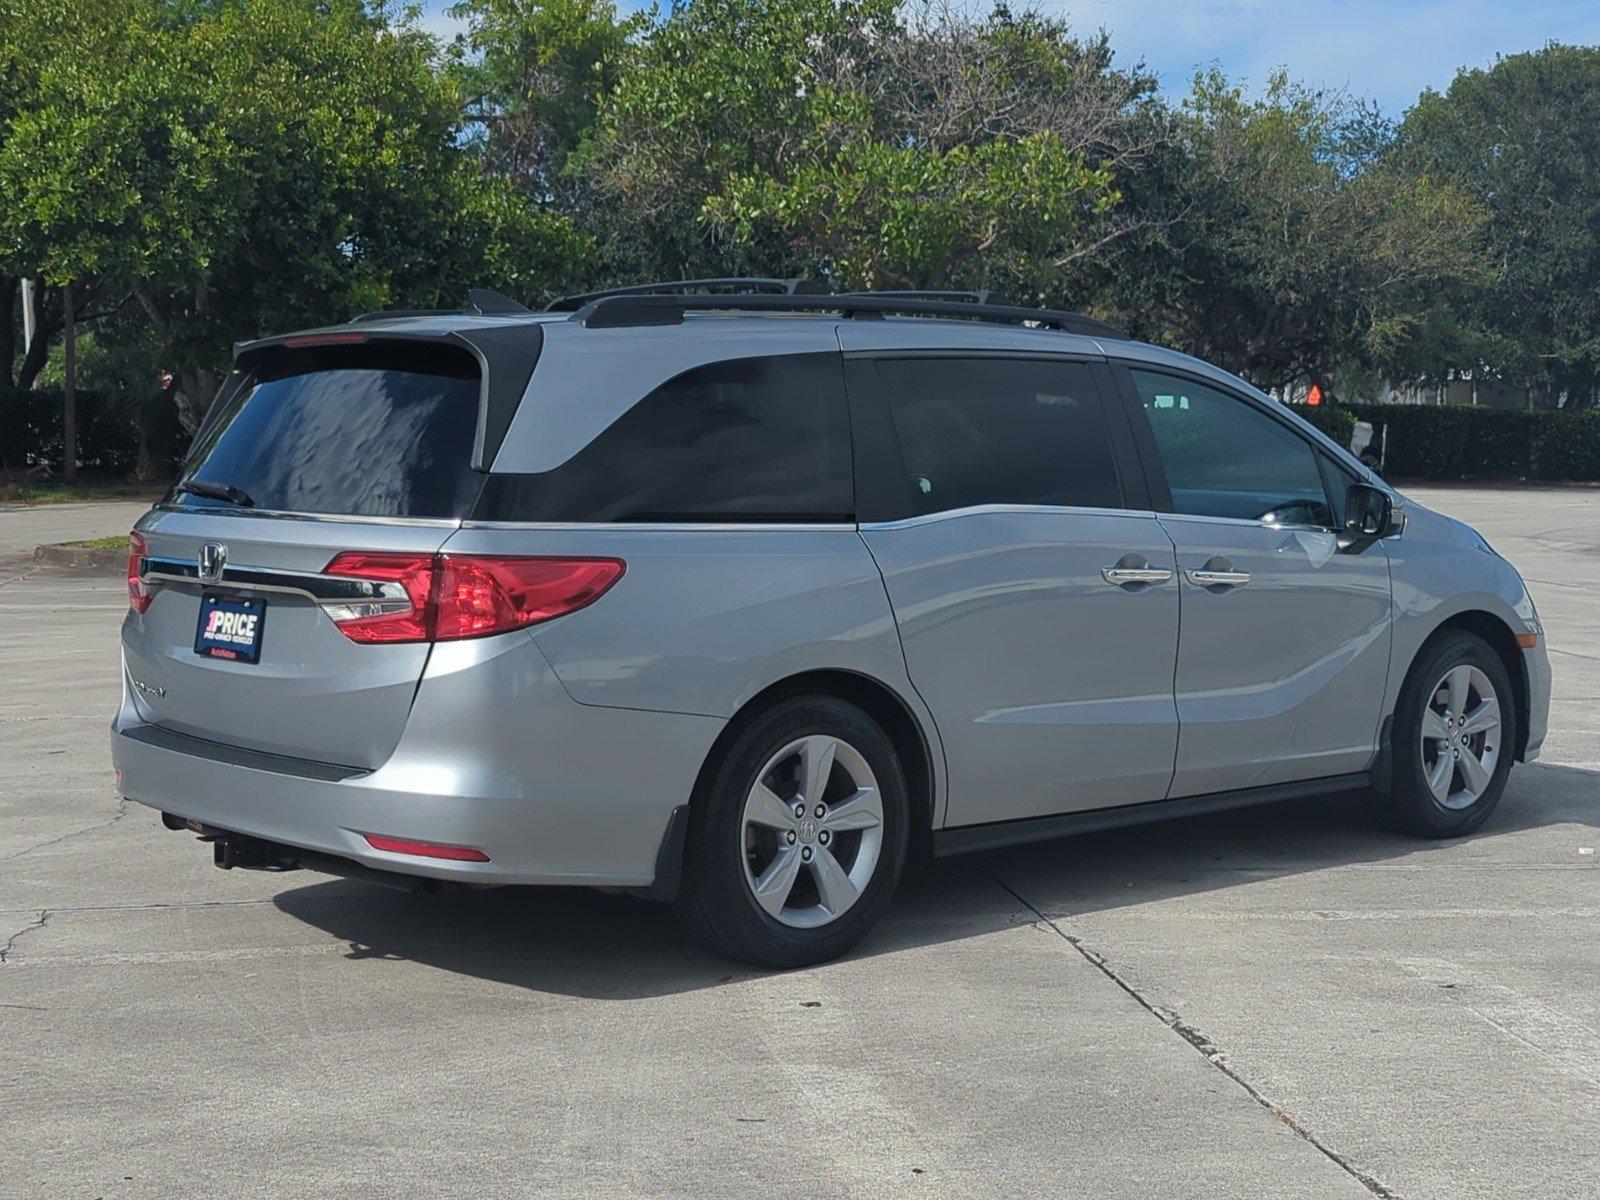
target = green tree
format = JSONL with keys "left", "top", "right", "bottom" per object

{"left": 449, "top": 0, "right": 645, "bottom": 214}
{"left": 578, "top": 0, "right": 1160, "bottom": 291}
{"left": 1093, "top": 71, "right": 1485, "bottom": 393}
{"left": 0, "top": 0, "right": 586, "bottom": 433}
{"left": 1398, "top": 44, "right": 1600, "bottom": 407}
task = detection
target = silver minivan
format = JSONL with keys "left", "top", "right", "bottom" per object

{"left": 112, "top": 284, "right": 1551, "bottom": 966}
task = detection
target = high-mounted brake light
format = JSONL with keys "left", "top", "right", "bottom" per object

{"left": 322, "top": 553, "right": 624, "bottom": 644}
{"left": 282, "top": 331, "right": 367, "bottom": 348}
{"left": 127, "top": 531, "right": 152, "bottom": 614}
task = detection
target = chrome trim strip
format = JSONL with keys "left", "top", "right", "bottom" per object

{"left": 140, "top": 556, "right": 407, "bottom": 605}
{"left": 457, "top": 520, "right": 858, "bottom": 533}
{"left": 859, "top": 503, "right": 1157, "bottom": 532}
{"left": 149, "top": 503, "right": 463, "bottom": 529}
{"left": 1155, "top": 511, "right": 1338, "bottom": 535}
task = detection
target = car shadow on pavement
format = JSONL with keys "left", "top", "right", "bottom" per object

{"left": 272, "top": 761, "right": 1599, "bottom": 999}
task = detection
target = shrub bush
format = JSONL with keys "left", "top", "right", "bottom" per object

{"left": 1334, "top": 402, "right": 1600, "bottom": 482}
{"left": 1530, "top": 409, "right": 1600, "bottom": 481}
{"left": 1285, "top": 403, "right": 1357, "bottom": 452}
{"left": 0, "top": 388, "right": 185, "bottom": 478}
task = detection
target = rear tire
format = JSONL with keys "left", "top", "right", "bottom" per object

{"left": 676, "top": 694, "right": 909, "bottom": 968}
{"left": 1367, "top": 630, "right": 1517, "bottom": 838}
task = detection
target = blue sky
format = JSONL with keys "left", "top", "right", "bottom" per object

{"left": 416, "top": 0, "right": 1600, "bottom": 114}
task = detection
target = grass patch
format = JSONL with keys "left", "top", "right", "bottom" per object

{"left": 61, "top": 535, "right": 131, "bottom": 551}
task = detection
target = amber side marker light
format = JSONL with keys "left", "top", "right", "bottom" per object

{"left": 363, "top": 833, "right": 490, "bottom": 862}
{"left": 1514, "top": 632, "right": 1540, "bottom": 650}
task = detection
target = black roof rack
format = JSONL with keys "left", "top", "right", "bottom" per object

{"left": 849, "top": 289, "right": 1011, "bottom": 306}
{"left": 544, "top": 277, "right": 827, "bottom": 312}
{"left": 567, "top": 291, "right": 1126, "bottom": 339}
{"left": 349, "top": 288, "right": 533, "bottom": 324}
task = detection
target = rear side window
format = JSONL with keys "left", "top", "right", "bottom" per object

{"left": 174, "top": 342, "right": 483, "bottom": 518}
{"left": 474, "top": 352, "right": 853, "bottom": 523}
{"left": 874, "top": 357, "right": 1122, "bottom": 515}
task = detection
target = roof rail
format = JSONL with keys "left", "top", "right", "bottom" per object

{"left": 849, "top": 289, "right": 1011, "bottom": 306}
{"left": 567, "top": 292, "right": 1127, "bottom": 339}
{"left": 349, "top": 288, "right": 532, "bottom": 324}
{"left": 544, "top": 277, "right": 828, "bottom": 312}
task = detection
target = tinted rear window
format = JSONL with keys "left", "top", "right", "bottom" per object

{"left": 173, "top": 342, "right": 482, "bottom": 518}
{"left": 474, "top": 352, "right": 853, "bottom": 522}
{"left": 875, "top": 357, "right": 1122, "bottom": 515}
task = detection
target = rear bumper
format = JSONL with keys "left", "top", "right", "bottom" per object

{"left": 112, "top": 632, "right": 724, "bottom": 887}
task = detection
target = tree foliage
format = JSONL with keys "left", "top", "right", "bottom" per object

{"left": 4, "top": 0, "right": 1599, "bottom": 475}
{"left": 1398, "top": 44, "right": 1600, "bottom": 406}
{"left": 449, "top": 0, "right": 645, "bottom": 211}
{"left": 1100, "top": 72, "right": 1487, "bottom": 391}
{"left": 0, "top": 0, "right": 586, "bottom": 425}
{"left": 576, "top": 0, "right": 1162, "bottom": 290}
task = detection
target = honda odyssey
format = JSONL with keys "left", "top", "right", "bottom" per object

{"left": 112, "top": 283, "right": 1551, "bottom": 966}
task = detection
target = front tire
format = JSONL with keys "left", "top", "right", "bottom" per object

{"left": 676, "top": 694, "right": 909, "bottom": 968}
{"left": 1369, "top": 630, "right": 1517, "bottom": 838}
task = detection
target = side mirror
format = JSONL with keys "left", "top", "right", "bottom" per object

{"left": 1341, "top": 483, "right": 1398, "bottom": 549}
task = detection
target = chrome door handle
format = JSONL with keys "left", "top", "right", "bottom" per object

{"left": 1101, "top": 566, "right": 1173, "bottom": 586}
{"left": 1185, "top": 568, "right": 1251, "bottom": 589}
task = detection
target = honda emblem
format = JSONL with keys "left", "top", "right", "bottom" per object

{"left": 198, "top": 543, "right": 227, "bottom": 585}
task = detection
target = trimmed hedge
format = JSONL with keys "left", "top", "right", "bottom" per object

{"left": 1286, "top": 402, "right": 1357, "bottom": 453}
{"left": 1295, "top": 402, "right": 1600, "bottom": 482}
{"left": 0, "top": 387, "right": 185, "bottom": 477}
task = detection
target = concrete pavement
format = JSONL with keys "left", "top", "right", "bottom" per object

{"left": 0, "top": 500, "right": 153, "bottom": 559}
{"left": 2, "top": 486, "right": 1596, "bottom": 1199}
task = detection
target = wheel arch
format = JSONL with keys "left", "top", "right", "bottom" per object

{"left": 689, "top": 669, "right": 940, "bottom": 865}
{"left": 1384, "top": 610, "right": 1530, "bottom": 783}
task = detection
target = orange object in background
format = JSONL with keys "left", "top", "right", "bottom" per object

{"left": 1306, "top": 382, "right": 1324, "bottom": 406}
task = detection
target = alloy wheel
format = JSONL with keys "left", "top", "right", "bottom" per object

{"left": 740, "top": 734, "right": 884, "bottom": 929}
{"left": 1419, "top": 664, "right": 1501, "bottom": 810}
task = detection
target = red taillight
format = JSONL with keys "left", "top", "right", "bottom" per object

{"left": 434, "top": 556, "right": 625, "bottom": 639}
{"left": 323, "top": 552, "right": 437, "bottom": 643}
{"left": 323, "top": 553, "right": 624, "bottom": 644}
{"left": 363, "top": 833, "right": 490, "bottom": 862}
{"left": 128, "top": 531, "right": 152, "bottom": 614}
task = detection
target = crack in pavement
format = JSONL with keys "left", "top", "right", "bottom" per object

{"left": 0, "top": 891, "right": 372, "bottom": 918}
{"left": 1, "top": 910, "right": 50, "bottom": 964}
{"left": 3, "top": 795, "right": 132, "bottom": 863}
{"left": 992, "top": 873, "right": 1403, "bottom": 1200}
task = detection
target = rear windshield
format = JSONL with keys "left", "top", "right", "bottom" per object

{"left": 173, "top": 342, "right": 482, "bottom": 519}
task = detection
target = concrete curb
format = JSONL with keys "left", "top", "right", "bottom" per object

{"left": 32, "top": 543, "right": 125, "bottom": 571}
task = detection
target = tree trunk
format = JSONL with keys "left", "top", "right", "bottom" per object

{"left": 13, "top": 284, "right": 56, "bottom": 392}
{"left": 133, "top": 396, "right": 159, "bottom": 484}
{"left": 1, "top": 277, "right": 16, "bottom": 391}
{"left": 62, "top": 283, "right": 78, "bottom": 484}
{"left": 175, "top": 368, "right": 220, "bottom": 434}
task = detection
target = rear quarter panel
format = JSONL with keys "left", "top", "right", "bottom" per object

{"left": 439, "top": 524, "right": 947, "bottom": 819}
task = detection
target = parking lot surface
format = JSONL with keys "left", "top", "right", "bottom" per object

{"left": 0, "top": 500, "right": 152, "bottom": 559}
{"left": 3, "top": 486, "right": 1596, "bottom": 1199}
